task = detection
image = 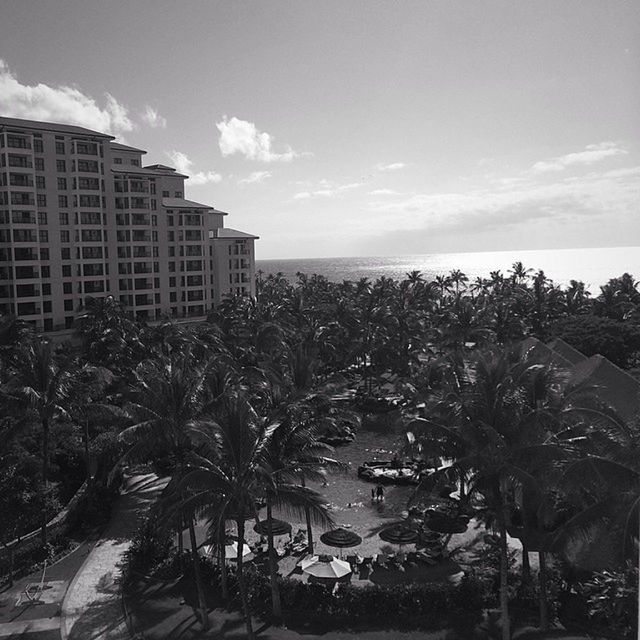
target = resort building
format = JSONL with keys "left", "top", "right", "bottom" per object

{"left": 0, "top": 116, "right": 258, "bottom": 331}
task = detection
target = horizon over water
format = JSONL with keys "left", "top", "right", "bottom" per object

{"left": 257, "top": 246, "right": 640, "bottom": 293}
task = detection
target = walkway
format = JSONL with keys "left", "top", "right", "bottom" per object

{"left": 61, "top": 473, "right": 165, "bottom": 640}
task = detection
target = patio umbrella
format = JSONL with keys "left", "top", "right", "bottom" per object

{"left": 379, "top": 524, "right": 418, "bottom": 546}
{"left": 320, "top": 528, "right": 362, "bottom": 558}
{"left": 203, "top": 539, "right": 251, "bottom": 561}
{"left": 223, "top": 541, "right": 252, "bottom": 560}
{"left": 253, "top": 518, "right": 292, "bottom": 537}
{"left": 427, "top": 515, "right": 470, "bottom": 534}
{"left": 302, "top": 554, "right": 352, "bottom": 579}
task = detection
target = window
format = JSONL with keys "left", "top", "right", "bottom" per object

{"left": 33, "top": 139, "right": 43, "bottom": 153}
{"left": 152, "top": 215, "right": 157, "bottom": 226}
{"left": 80, "top": 211, "right": 101, "bottom": 224}
{"left": 58, "top": 195, "right": 68, "bottom": 208}
{"left": 37, "top": 212, "right": 47, "bottom": 225}
{"left": 37, "top": 194, "right": 46, "bottom": 207}
{"left": 151, "top": 199, "right": 156, "bottom": 210}
{"left": 41, "top": 266, "right": 50, "bottom": 278}
{"left": 64, "top": 299, "right": 74, "bottom": 311}
{"left": 43, "top": 300, "right": 52, "bottom": 313}
{"left": 162, "top": 191, "right": 170, "bottom": 197}
{"left": 35, "top": 157, "right": 45, "bottom": 171}
{"left": 42, "top": 283, "right": 51, "bottom": 296}
{"left": 57, "top": 177, "right": 67, "bottom": 190}
{"left": 60, "top": 230, "right": 70, "bottom": 243}
{"left": 56, "top": 159, "right": 66, "bottom": 172}
{"left": 170, "top": 292, "right": 177, "bottom": 302}
{"left": 59, "top": 212, "right": 69, "bottom": 225}
{"left": 56, "top": 141, "right": 65, "bottom": 154}
{"left": 40, "top": 248, "right": 49, "bottom": 260}
{"left": 38, "top": 230, "right": 48, "bottom": 243}
{"left": 79, "top": 195, "right": 100, "bottom": 207}
{"left": 131, "top": 159, "right": 140, "bottom": 166}
{"left": 174, "top": 191, "right": 183, "bottom": 198}
{"left": 63, "top": 282, "right": 72, "bottom": 294}
{"left": 35, "top": 175, "right": 45, "bottom": 189}
{"left": 114, "top": 157, "right": 123, "bottom": 165}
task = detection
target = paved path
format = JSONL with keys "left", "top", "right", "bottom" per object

{"left": 61, "top": 473, "right": 165, "bottom": 640}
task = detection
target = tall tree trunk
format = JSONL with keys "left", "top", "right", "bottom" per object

{"left": 266, "top": 495, "right": 282, "bottom": 623}
{"left": 41, "top": 417, "right": 49, "bottom": 545}
{"left": 236, "top": 518, "right": 255, "bottom": 640}
{"left": 301, "top": 476, "right": 314, "bottom": 554}
{"left": 498, "top": 501, "right": 511, "bottom": 640}
{"left": 187, "top": 517, "right": 210, "bottom": 630}
{"left": 521, "top": 540, "right": 531, "bottom": 585}
{"left": 538, "top": 549, "right": 549, "bottom": 631}
{"left": 218, "top": 521, "right": 228, "bottom": 603}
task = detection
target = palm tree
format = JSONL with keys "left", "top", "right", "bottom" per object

{"left": 177, "top": 392, "right": 278, "bottom": 640}
{"left": 8, "top": 338, "right": 76, "bottom": 544}
{"left": 406, "top": 347, "right": 574, "bottom": 639}
{"left": 120, "top": 350, "right": 214, "bottom": 630}
{"left": 262, "top": 418, "right": 335, "bottom": 622}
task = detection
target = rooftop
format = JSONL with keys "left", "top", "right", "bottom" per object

{"left": 212, "top": 227, "right": 259, "bottom": 239}
{"left": 0, "top": 115, "right": 115, "bottom": 139}
{"left": 162, "top": 197, "right": 218, "bottom": 210}
{"left": 110, "top": 141, "right": 147, "bottom": 154}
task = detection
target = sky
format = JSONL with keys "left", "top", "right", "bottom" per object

{"left": 0, "top": 0, "right": 639, "bottom": 260}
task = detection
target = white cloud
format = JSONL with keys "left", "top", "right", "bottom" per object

{"left": 369, "top": 188, "right": 401, "bottom": 195}
{"left": 217, "top": 116, "right": 305, "bottom": 162}
{"left": 532, "top": 142, "right": 627, "bottom": 173}
{"left": 0, "top": 59, "right": 133, "bottom": 135}
{"left": 166, "top": 150, "right": 222, "bottom": 185}
{"left": 363, "top": 165, "right": 640, "bottom": 234}
{"left": 239, "top": 170, "right": 272, "bottom": 185}
{"left": 141, "top": 105, "right": 167, "bottom": 129}
{"left": 376, "top": 162, "right": 406, "bottom": 171}
{"left": 292, "top": 180, "right": 363, "bottom": 201}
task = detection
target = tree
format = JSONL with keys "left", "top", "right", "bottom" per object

{"left": 120, "top": 349, "right": 214, "bottom": 630}
{"left": 177, "top": 392, "right": 276, "bottom": 640}
{"left": 406, "top": 347, "right": 574, "bottom": 638}
{"left": 8, "top": 338, "right": 75, "bottom": 544}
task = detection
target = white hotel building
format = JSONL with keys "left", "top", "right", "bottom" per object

{"left": 0, "top": 116, "right": 258, "bottom": 331}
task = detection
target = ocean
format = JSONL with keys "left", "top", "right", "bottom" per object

{"left": 257, "top": 246, "right": 640, "bottom": 293}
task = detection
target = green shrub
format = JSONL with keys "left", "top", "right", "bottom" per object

{"left": 243, "top": 568, "right": 484, "bottom": 631}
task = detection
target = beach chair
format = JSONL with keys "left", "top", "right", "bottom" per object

{"left": 23, "top": 560, "right": 47, "bottom": 604}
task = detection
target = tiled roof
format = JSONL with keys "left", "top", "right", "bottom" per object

{"left": 212, "top": 227, "right": 259, "bottom": 239}
{"left": 110, "top": 142, "right": 147, "bottom": 154}
{"left": 547, "top": 338, "right": 588, "bottom": 366}
{"left": 112, "top": 165, "right": 164, "bottom": 176}
{"left": 0, "top": 115, "right": 114, "bottom": 139}
{"left": 162, "top": 197, "right": 215, "bottom": 210}
{"left": 570, "top": 355, "right": 640, "bottom": 421}
{"left": 520, "top": 337, "right": 573, "bottom": 368}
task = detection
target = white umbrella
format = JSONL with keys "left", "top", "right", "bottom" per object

{"left": 302, "top": 555, "right": 352, "bottom": 579}
{"left": 203, "top": 542, "right": 251, "bottom": 560}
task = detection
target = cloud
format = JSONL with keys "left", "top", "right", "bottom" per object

{"left": 292, "top": 180, "right": 363, "bottom": 201}
{"left": 376, "top": 162, "right": 406, "bottom": 171}
{"left": 363, "top": 165, "right": 640, "bottom": 236}
{"left": 369, "top": 188, "right": 401, "bottom": 195}
{"left": 532, "top": 142, "right": 627, "bottom": 173}
{"left": 141, "top": 105, "right": 167, "bottom": 129}
{"left": 239, "top": 170, "right": 272, "bottom": 185}
{"left": 166, "top": 150, "right": 222, "bottom": 185}
{"left": 217, "top": 116, "right": 306, "bottom": 162}
{"left": 0, "top": 59, "right": 133, "bottom": 135}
